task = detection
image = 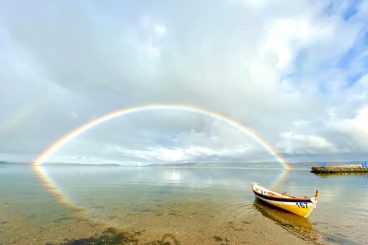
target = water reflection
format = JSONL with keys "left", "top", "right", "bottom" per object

{"left": 253, "top": 199, "right": 313, "bottom": 231}
{"left": 313, "top": 172, "right": 368, "bottom": 177}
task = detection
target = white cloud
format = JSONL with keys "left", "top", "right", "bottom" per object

{"left": 231, "top": 0, "right": 269, "bottom": 9}
{"left": 154, "top": 23, "right": 167, "bottom": 36}
{"left": 328, "top": 105, "right": 368, "bottom": 151}
{"left": 139, "top": 16, "right": 167, "bottom": 58}
{"left": 263, "top": 18, "right": 310, "bottom": 69}
{"left": 277, "top": 132, "right": 336, "bottom": 154}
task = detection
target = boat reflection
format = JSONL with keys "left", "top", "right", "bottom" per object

{"left": 253, "top": 199, "right": 313, "bottom": 232}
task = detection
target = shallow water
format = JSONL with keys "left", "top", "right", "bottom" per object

{"left": 1, "top": 164, "right": 367, "bottom": 244}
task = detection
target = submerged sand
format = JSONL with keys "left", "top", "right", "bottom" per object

{"left": 0, "top": 197, "right": 330, "bottom": 245}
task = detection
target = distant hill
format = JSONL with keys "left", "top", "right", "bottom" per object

{"left": 146, "top": 161, "right": 368, "bottom": 169}
{"left": 145, "top": 162, "right": 286, "bottom": 169}
{"left": 42, "top": 162, "right": 121, "bottom": 166}
{"left": 0, "top": 162, "right": 31, "bottom": 165}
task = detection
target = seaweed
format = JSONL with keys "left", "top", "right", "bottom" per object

{"left": 46, "top": 227, "right": 180, "bottom": 245}
{"left": 45, "top": 227, "right": 137, "bottom": 245}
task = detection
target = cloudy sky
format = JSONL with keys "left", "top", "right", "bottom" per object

{"left": 1, "top": 0, "right": 368, "bottom": 164}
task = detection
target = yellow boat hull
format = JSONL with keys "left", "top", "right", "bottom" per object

{"left": 255, "top": 195, "right": 316, "bottom": 217}
{"left": 252, "top": 184, "right": 318, "bottom": 218}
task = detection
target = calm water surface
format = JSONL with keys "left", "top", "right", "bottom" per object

{"left": 1, "top": 164, "right": 367, "bottom": 244}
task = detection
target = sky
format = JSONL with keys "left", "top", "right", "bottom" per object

{"left": 1, "top": 0, "right": 368, "bottom": 165}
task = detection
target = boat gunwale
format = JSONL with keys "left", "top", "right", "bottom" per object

{"left": 253, "top": 190, "right": 313, "bottom": 203}
{"left": 252, "top": 184, "right": 313, "bottom": 203}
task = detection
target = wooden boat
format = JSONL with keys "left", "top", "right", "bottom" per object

{"left": 252, "top": 183, "right": 318, "bottom": 218}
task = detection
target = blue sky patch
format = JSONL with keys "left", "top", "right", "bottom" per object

{"left": 342, "top": 0, "right": 360, "bottom": 21}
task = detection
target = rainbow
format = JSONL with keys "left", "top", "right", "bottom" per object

{"left": 32, "top": 104, "right": 290, "bottom": 168}
{"left": 0, "top": 100, "right": 46, "bottom": 134}
{"left": 32, "top": 104, "right": 290, "bottom": 207}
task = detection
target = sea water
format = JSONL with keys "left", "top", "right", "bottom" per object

{"left": 0, "top": 164, "right": 367, "bottom": 244}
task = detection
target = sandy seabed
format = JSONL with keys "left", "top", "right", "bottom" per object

{"left": 0, "top": 199, "right": 331, "bottom": 245}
